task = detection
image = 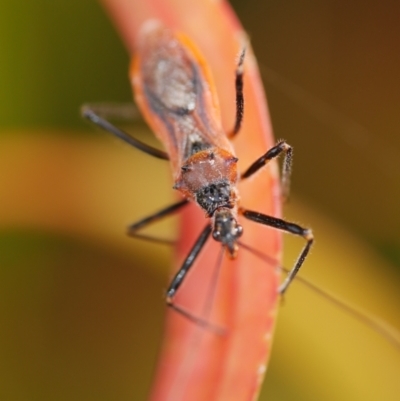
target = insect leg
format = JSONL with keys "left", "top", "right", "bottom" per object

{"left": 81, "top": 103, "right": 169, "bottom": 160}
{"left": 240, "top": 208, "right": 313, "bottom": 295}
{"left": 166, "top": 224, "right": 222, "bottom": 329}
{"left": 81, "top": 102, "right": 140, "bottom": 121}
{"left": 127, "top": 199, "right": 189, "bottom": 245}
{"left": 240, "top": 140, "right": 292, "bottom": 201}
{"left": 228, "top": 49, "right": 245, "bottom": 138}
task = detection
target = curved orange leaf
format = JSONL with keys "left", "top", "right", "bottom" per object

{"left": 99, "top": 1, "right": 281, "bottom": 400}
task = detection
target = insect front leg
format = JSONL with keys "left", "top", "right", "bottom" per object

{"left": 240, "top": 208, "right": 313, "bottom": 295}
{"left": 165, "top": 224, "right": 223, "bottom": 332}
{"left": 241, "top": 140, "right": 293, "bottom": 201}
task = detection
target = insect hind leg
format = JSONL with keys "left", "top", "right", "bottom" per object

{"left": 81, "top": 102, "right": 169, "bottom": 160}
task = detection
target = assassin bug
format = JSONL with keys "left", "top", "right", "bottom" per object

{"left": 81, "top": 18, "right": 400, "bottom": 401}
{"left": 81, "top": 22, "right": 313, "bottom": 326}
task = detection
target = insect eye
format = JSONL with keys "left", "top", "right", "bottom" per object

{"left": 212, "top": 230, "right": 221, "bottom": 240}
{"left": 235, "top": 225, "right": 243, "bottom": 237}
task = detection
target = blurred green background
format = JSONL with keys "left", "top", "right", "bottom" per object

{"left": 0, "top": 1, "right": 399, "bottom": 401}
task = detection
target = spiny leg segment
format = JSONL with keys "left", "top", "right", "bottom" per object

{"left": 241, "top": 140, "right": 293, "bottom": 201}
{"left": 228, "top": 48, "right": 246, "bottom": 138}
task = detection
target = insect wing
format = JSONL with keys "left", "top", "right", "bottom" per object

{"left": 131, "top": 24, "right": 234, "bottom": 177}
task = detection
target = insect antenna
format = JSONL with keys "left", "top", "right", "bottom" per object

{"left": 167, "top": 303, "right": 226, "bottom": 335}
{"left": 238, "top": 240, "right": 400, "bottom": 350}
{"left": 200, "top": 245, "right": 226, "bottom": 321}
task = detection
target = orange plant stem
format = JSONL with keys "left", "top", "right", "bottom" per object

{"left": 99, "top": 1, "right": 282, "bottom": 400}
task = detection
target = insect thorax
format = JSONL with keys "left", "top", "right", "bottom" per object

{"left": 173, "top": 147, "right": 239, "bottom": 217}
